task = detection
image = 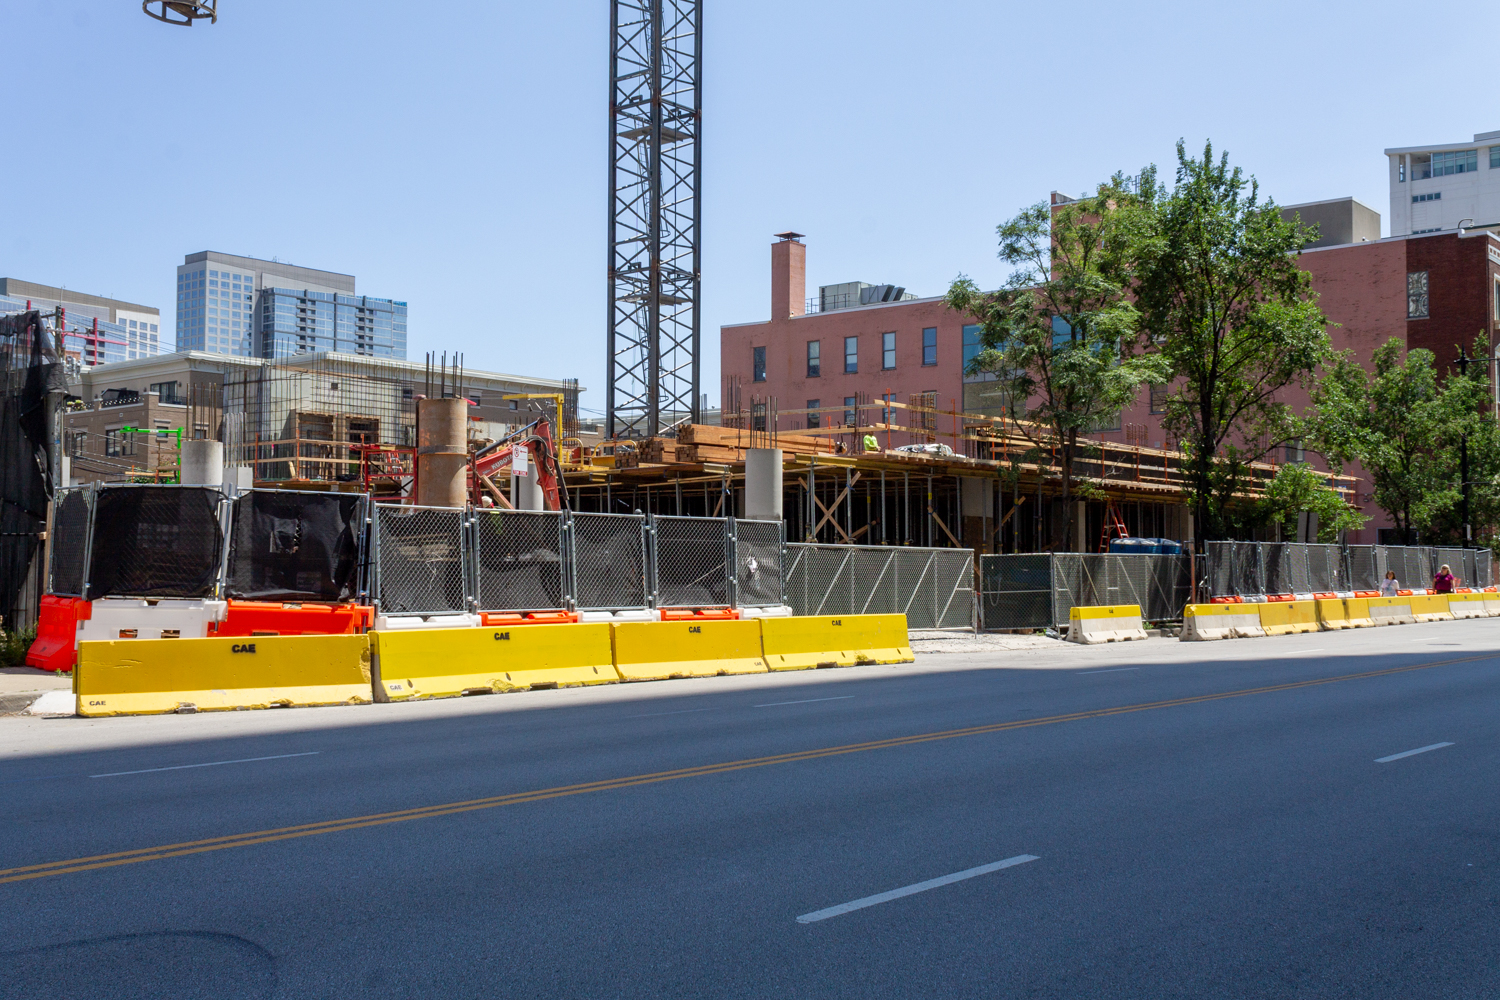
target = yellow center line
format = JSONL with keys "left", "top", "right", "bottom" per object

{"left": 2, "top": 651, "right": 1493, "bottom": 886}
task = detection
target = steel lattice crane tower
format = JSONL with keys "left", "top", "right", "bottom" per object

{"left": 606, "top": 0, "right": 703, "bottom": 439}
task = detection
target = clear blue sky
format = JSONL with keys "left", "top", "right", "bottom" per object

{"left": 6, "top": 0, "right": 1499, "bottom": 416}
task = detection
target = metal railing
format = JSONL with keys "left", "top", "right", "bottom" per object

{"left": 784, "top": 543, "right": 974, "bottom": 629}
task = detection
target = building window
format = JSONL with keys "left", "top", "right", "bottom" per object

{"left": 752, "top": 402, "right": 767, "bottom": 432}
{"left": 1430, "top": 149, "right": 1478, "bottom": 177}
{"left": 752, "top": 346, "right": 766, "bottom": 382}
{"left": 1495, "top": 279, "right": 1500, "bottom": 322}
{"left": 843, "top": 396, "right": 857, "bottom": 425}
{"left": 1492, "top": 147, "right": 1500, "bottom": 170}
{"left": 806, "top": 340, "right": 820, "bottom": 378}
{"left": 104, "top": 429, "right": 134, "bottom": 457}
{"left": 1285, "top": 439, "right": 1305, "bottom": 464}
{"left": 1149, "top": 384, "right": 1168, "bottom": 415}
{"left": 806, "top": 399, "right": 820, "bottom": 429}
{"left": 914, "top": 391, "right": 938, "bottom": 432}
{"left": 1399, "top": 160, "right": 1406, "bottom": 183}
{"left": 962, "top": 324, "right": 982, "bottom": 369}
{"left": 922, "top": 327, "right": 937, "bottom": 366}
{"left": 881, "top": 332, "right": 896, "bottom": 370}
{"left": 1408, "top": 271, "right": 1429, "bottom": 319}
{"left": 1412, "top": 192, "right": 1441, "bottom": 204}
{"left": 881, "top": 392, "right": 896, "bottom": 424}
{"left": 844, "top": 336, "right": 858, "bottom": 373}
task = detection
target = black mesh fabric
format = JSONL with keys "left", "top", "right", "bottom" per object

{"left": 226, "top": 491, "right": 363, "bottom": 602}
{"left": 49, "top": 490, "right": 90, "bottom": 596}
{"left": 85, "top": 486, "right": 224, "bottom": 600}
{"left": 0, "top": 311, "right": 62, "bottom": 623}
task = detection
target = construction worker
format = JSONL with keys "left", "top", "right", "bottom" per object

{"left": 863, "top": 433, "right": 879, "bottom": 453}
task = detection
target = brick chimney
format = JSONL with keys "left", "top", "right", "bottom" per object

{"left": 771, "top": 232, "right": 806, "bottom": 320}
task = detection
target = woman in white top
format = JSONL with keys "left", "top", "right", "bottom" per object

{"left": 1379, "top": 570, "right": 1400, "bottom": 596}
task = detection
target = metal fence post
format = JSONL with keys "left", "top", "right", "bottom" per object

{"left": 726, "top": 517, "right": 738, "bottom": 609}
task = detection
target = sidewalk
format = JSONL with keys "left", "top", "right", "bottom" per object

{"left": 0, "top": 666, "right": 72, "bottom": 714}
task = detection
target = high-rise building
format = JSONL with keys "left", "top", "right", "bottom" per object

{"left": 175, "top": 251, "right": 408, "bottom": 360}
{"left": 1386, "top": 130, "right": 1500, "bottom": 237}
{"left": 0, "top": 278, "right": 161, "bottom": 364}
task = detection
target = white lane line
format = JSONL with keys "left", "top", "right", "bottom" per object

{"left": 90, "top": 752, "right": 320, "bottom": 778}
{"left": 1077, "top": 667, "right": 1139, "bottom": 675}
{"left": 1376, "top": 742, "right": 1454, "bottom": 764}
{"left": 625, "top": 707, "right": 716, "bottom": 719}
{"left": 1286, "top": 648, "right": 1327, "bottom": 654}
{"left": 797, "top": 854, "right": 1039, "bottom": 924}
{"left": 755, "top": 696, "right": 854, "bottom": 708}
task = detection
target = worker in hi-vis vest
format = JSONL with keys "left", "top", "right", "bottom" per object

{"left": 863, "top": 433, "right": 879, "bottom": 453}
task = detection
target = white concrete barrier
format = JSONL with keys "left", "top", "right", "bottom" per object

{"left": 1181, "top": 604, "right": 1266, "bottom": 641}
{"left": 1065, "top": 605, "right": 1148, "bottom": 644}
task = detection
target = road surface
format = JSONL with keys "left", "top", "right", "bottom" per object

{"left": 2, "top": 621, "right": 1497, "bottom": 998}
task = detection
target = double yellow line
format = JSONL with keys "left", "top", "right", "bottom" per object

{"left": 1, "top": 652, "right": 1489, "bottom": 885}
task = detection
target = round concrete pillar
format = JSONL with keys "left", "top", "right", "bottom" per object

{"left": 416, "top": 397, "right": 469, "bottom": 508}
{"left": 180, "top": 439, "right": 224, "bottom": 486}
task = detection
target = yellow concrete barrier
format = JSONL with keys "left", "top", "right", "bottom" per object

{"left": 76, "top": 634, "right": 372, "bottom": 717}
{"left": 1410, "top": 594, "right": 1455, "bottom": 623}
{"left": 1065, "top": 605, "right": 1148, "bottom": 644}
{"left": 370, "top": 623, "right": 619, "bottom": 701}
{"left": 760, "top": 614, "right": 913, "bottom": 671}
{"left": 1316, "top": 598, "right": 1374, "bottom": 630}
{"left": 612, "top": 619, "right": 767, "bottom": 680}
{"left": 1447, "top": 593, "right": 1489, "bottom": 620}
{"left": 1257, "top": 600, "right": 1321, "bottom": 636}
{"left": 1181, "top": 604, "right": 1265, "bottom": 641}
{"left": 1483, "top": 591, "right": 1500, "bottom": 616}
{"left": 1366, "top": 596, "right": 1415, "bottom": 625}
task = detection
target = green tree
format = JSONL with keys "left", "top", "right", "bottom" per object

{"left": 1132, "top": 141, "right": 1330, "bottom": 543}
{"left": 1254, "top": 462, "right": 1368, "bottom": 543}
{"left": 946, "top": 176, "right": 1167, "bottom": 550}
{"left": 1309, "top": 340, "right": 1454, "bottom": 544}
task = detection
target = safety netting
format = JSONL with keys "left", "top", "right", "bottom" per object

{"left": 85, "top": 486, "right": 224, "bottom": 600}
{"left": 0, "top": 311, "right": 63, "bottom": 623}
{"left": 226, "top": 490, "right": 365, "bottom": 602}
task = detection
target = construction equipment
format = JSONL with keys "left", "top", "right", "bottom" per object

{"left": 471, "top": 417, "right": 565, "bottom": 511}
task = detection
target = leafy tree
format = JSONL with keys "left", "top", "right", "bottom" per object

{"left": 1255, "top": 462, "right": 1368, "bottom": 543}
{"left": 946, "top": 176, "right": 1167, "bottom": 550}
{"left": 1132, "top": 141, "right": 1331, "bottom": 544}
{"left": 1309, "top": 340, "right": 1455, "bottom": 544}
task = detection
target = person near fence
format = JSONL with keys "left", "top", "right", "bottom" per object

{"left": 1380, "top": 570, "right": 1399, "bottom": 597}
{"left": 1432, "top": 564, "right": 1456, "bottom": 593}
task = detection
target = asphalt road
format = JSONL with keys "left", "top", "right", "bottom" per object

{"left": 2, "top": 621, "right": 1499, "bottom": 998}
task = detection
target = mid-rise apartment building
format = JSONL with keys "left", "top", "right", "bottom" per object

{"left": 175, "top": 251, "right": 408, "bottom": 360}
{"left": 0, "top": 278, "right": 161, "bottom": 364}
{"left": 1387, "top": 130, "right": 1500, "bottom": 237}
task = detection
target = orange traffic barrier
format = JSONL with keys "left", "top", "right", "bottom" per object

{"left": 26, "top": 595, "right": 90, "bottom": 673}
{"left": 479, "top": 610, "right": 580, "bottom": 626}
{"left": 209, "top": 601, "right": 374, "bottom": 637}
{"left": 658, "top": 608, "right": 740, "bottom": 622}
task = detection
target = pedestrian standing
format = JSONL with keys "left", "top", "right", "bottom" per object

{"left": 1380, "top": 570, "right": 1399, "bottom": 597}
{"left": 1433, "top": 564, "right": 1456, "bottom": 594}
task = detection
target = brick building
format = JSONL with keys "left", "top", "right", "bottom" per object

{"left": 720, "top": 220, "right": 1500, "bottom": 545}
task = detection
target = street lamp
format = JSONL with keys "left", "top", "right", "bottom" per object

{"left": 142, "top": 1, "right": 217, "bottom": 26}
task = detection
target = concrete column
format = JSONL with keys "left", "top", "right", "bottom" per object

{"left": 181, "top": 440, "right": 224, "bottom": 486}
{"left": 1075, "top": 500, "right": 1088, "bottom": 552}
{"left": 744, "top": 448, "right": 783, "bottom": 521}
{"left": 416, "top": 397, "right": 468, "bottom": 508}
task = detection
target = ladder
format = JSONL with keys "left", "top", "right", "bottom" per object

{"left": 1100, "top": 500, "right": 1130, "bottom": 552}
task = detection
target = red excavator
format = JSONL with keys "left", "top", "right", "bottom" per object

{"left": 470, "top": 416, "right": 566, "bottom": 510}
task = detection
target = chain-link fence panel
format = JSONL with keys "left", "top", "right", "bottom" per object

{"left": 735, "top": 519, "right": 783, "bottom": 607}
{"left": 85, "top": 486, "right": 226, "bottom": 600}
{"left": 933, "top": 550, "right": 975, "bottom": 629}
{"left": 1378, "top": 545, "right": 1430, "bottom": 593}
{"left": 571, "top": 512, "right": 648, "bottom": 611}
{"left": 471, "top": 509, "right": 567, "bottom": 612}
{"left": 1431, "top": 547, "right": 1473, "bottom": 588}
{"left": 226, "top": 490, "right": 366, "bottom": 603}
{"left": 48, "top": 486, "right": 93, "bottom": 596}
{"left": 1478, "top": 549, "right": 1494, "bottom": 587}
{"left": 851, "top": 547, "right": 898, "bottom": 615}
{"left": 1346, "top": 545, "right": 1378, "bottom": 592}
{"left": 1305, "top": 543, "right": 1345, "bottom": 592}
{"left": 979, "top": 554, "right": 1053, "bottom": 630}
{"left": 895, "top": 549, "right": 938, "bottom": 628}
{"left": 373, "top": 504, "right": 468, "bottom": 616}
{"left": 784, "top": 544, "right": 853, "bottom": 617}
{"left": 652, "top": 515, "right": 729, "bottom": 608}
